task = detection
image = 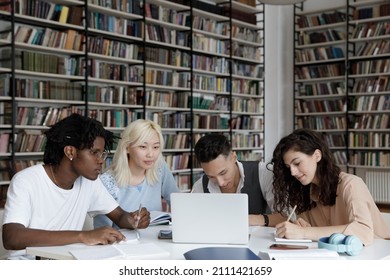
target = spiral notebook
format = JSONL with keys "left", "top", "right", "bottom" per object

{"left": 170, "top": 193, "right": 249, "bottom": 244}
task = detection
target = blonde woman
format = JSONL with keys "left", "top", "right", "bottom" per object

{"left": 94, "top": 119, "right": 179, "bottom": 229}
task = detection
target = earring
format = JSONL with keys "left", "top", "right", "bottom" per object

{"left": 69, "top": 157, "right": 73, "bottom": 161}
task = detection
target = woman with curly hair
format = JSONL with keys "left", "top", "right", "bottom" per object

{"left": 271, "top": 128, "right": 390, "bottom": 245}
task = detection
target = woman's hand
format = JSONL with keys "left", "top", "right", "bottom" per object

{"left": 275, "top": 221, "right": 307, "bottom": 240}
{"left": 295, "top": 217, "right": 311, "bottom": 228}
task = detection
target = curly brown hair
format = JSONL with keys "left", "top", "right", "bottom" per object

{"left": 270, "top": 129, "right": 341, "bottom": 215}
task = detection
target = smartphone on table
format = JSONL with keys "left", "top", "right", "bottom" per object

{"left": 158, "top": 229, "right": 172, "bottom": 240}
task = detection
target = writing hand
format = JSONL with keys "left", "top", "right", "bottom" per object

{"left": 295, "top": 217, "right": 311, "bottom": 227}
{"left": 275, "top": 221, "right": 305, "bottom": 240}
{"left": 131, "top": 207, "right": 150, "bottom": 229}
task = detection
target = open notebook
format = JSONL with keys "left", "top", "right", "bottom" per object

{"left": 170, "top": 193, "right": 249, "bottom": 244}
{"left": 150, "top": 211, "right": 171, "bottom": 226}
{"left": 69, "top": 243, "right": 169, "bottom": 260}
{"left": 68, "top": 229, "right": 169, "bottom": 260}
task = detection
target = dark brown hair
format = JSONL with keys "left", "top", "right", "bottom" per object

{"left": 270, "top": 128, "right": 341, "bottom": 214}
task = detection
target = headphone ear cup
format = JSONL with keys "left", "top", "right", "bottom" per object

{"left": 344, "top": 235, "right": 364, "bottom": 256}
{"left": 318, "top": 233, "right": 363, "bottom": 256}
{"left": 328, "top": 233, "right": 346, "bottom": 245}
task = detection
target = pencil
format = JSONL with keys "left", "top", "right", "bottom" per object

{"left": 287, "top": 205, "right": 297, "bottom": 222}
{"left": 135, "top": 203, "right": 142, "bottom": 228}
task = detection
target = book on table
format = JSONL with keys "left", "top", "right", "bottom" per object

{"left": 69, "top": 242, "right": 170, "bottom": 260}
{"left": 274, "top": 233, "right": 312, "bottom": 243}
{"left": 258, "top": 248, "right": 339, "bottom": 260}
{"left": 150, "top": 211, "right": 171, "bottom": 226}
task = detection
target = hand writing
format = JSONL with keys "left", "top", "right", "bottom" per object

{"left": 275, "top": 221, "right": 305, "bottom": 240}
{"left": 295, "top": 217, "right": 311, "bottom": 227}
{"left": 131, "top": 207, "right": 150, "bottom": 229}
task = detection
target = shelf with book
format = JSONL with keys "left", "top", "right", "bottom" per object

{"left": 0, "top": 0, "right": 266, "bottom": 199}
{"left": 142, "top": 0, "right": 193, "bottom": 191}
{"left": 220, "top": 0, "right": 265, "bottom": 161}
{"left": 294, "top": 0, "right": 390, "bottom": 205}
{"left": 0, "top": 0, "right": 90, "bottom": 204}
{"left": 347, "top": 0, "right": 390, "bottom": 170}
{"left": 294, "top": 2, "right": 349, "bottom": 167}
{"left": 0, "top": 74, "right": 13, "bottom": 198}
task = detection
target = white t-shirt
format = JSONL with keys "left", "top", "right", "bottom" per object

{"left": 2, "top": 164, "right": 119, "bottom": 259}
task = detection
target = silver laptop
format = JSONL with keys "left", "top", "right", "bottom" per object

{"left": 170, "top": 193, "right": 249, "bottom": 244}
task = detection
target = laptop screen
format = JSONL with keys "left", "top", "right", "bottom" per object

{"left": 170, "top": 193, "right": 249, "bottom": 244}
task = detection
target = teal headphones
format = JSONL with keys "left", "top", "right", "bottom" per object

{"left": 318, "top": 233, "right": 363, "bottom": 256}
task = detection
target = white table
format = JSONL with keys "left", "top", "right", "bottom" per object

{"left": 26, "top": 225, "right": 390, "bottom": 260}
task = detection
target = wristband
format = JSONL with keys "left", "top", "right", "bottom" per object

{"left": 262, "top": 214, "right": 269, "bottom": 227}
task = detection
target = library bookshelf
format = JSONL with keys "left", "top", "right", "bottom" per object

{"left": 294, "top": 0, "right": 390, "bottom": 205}
{"left": 0, "top": 0, "right": 265, "bottom": 206}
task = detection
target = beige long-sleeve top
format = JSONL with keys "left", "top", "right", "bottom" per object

{"left": 299, "top": 172, "right": 390, "bottom": 245}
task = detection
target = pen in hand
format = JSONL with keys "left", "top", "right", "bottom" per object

{"left": 135, "top": 204, "right": 142, "bottom": 240}
{"left": 287, "top": 205, "right": 297, "bottom": 222}
{"left": 135, "top": 203, "right": 142, "bottom": 228}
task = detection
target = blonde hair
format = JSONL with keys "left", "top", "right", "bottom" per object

{"left": 108, "top": 119, "right": 164, "bottom": 187}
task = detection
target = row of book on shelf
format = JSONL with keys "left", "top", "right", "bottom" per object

{"left": 297, "top": 114, "right": 389, "bottom": 131}
{"left": 295, "top": 99, "right": 345, "bottom": 113}
{"left": 350, "top": 95, "right": 390, "bottom": 112}
{"left": 349, "top": 151, "right": 390, "bottom": 167}
{"left": 296, "top": 11, "right": 346, "bottom": 29}
{"left": 12, "top": 25, "right": 85, "bottom": 52}
{"left": 323, "top": 133, "right": 346, "bottom": 147}
{"left": 351, "top": 113, "right": 389, "bottom": 130}
{"left": 145, "top": 2, "right": 189, "bottom": 26}
{"left": 296, "top": 29, "right": 345, "bottom": 46}
{"left": 296, "top": 3, "right": 390, "bottom": 29}
{"left": 351, "top": 76, "right": 390, "bottom": 93}
{"left": 297, "top": 81, "right": 345, "bottom": 96}
{"left": 0, "top": 129, "right": 267, "bottom": 154}
{"left": 296, "top": 115, "right": 346, "bottom": 130}
{"left": 295, "top": 46, "right": 344, "bottom": 63}
{"left": 351, "top": 59, "right": 390, "bottom": 75}
{"left": 13, "top": 1, "right": 84, "bottom": 26}
{"left": 296, "top": 63, "right": 345, "bottom": 80}
{"left": 15, "top": 106, "right": 85, "bottom": 127}
{"left": 351, "top": 21, "right": 390, "bottom": 39}
{"left": 5, "top": 8, "right": 264, "bottom": 52}
{"left": 355, "top": 40, "right": 390, "bottom": 57}
{"left": 0, "top": 76, "right": 262, "bottom": 107}
{"left": 352, "top": 3, "right": 390, "bottom": 20}
{"left": 349, "top": 131, "right": 389, "bottom": 149}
